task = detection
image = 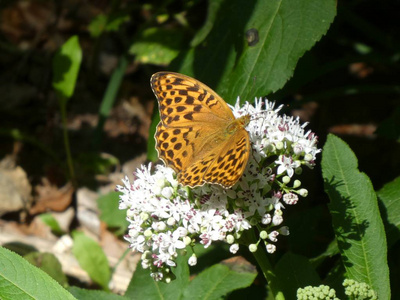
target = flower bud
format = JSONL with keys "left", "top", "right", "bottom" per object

{"left": 249, "top": 244, "right": 258, "bottom": 252}
{"left": 226, "top": 235, "right": 235, "bottom": 244}
{"left": 167, "top": 217, "right": 176, "bottom": 226}
{"left": 260, "top": 231, "right": 268, "bottom": 239}
{"left": 298, "top": 188, "right": 308, "bottom": 197}
{"left": 295, "top": 167, "right": 303, "bottom": 175}
{"left": 293, "top": 179, "right": 301, "bottom": 188}
{"left": 282, "top": 176, "right": 290, "bottom": 184}
{"left": 183, "top": 236, "right": 192, "bottom": 245}
{"left": 275, "top": 141, "right": 284, "bottom": 150}
{"left": 304, "top": 153, "right": 313, "bottom": 161}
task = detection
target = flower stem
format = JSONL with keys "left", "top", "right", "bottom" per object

{"left": 243, "top": 228, "right": 285, "bottom": 300}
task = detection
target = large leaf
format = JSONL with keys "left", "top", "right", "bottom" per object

{"left": 174, "top": 0, "right": 336, "bottom": 102}
{"left": 71, "top": 231, "right": 111, "bottom": 290}
{"left": 321, "top": 134, "right": 390, "bottom": 300}
{"left": 0, "top": 246, "right": 75, "bottom": 300}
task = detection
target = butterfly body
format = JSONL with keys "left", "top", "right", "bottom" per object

{"left": 151, "top": 72, "right": 250, "bottom": 188}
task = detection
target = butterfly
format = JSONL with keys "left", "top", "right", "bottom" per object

{"left": 151, "top": 72, "right": 251, "bottom": 188}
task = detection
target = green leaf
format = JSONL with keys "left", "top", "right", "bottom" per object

{"left": 105, "top": 12, "right": 130, "bottom": 32}
{"left": 71, "top": 231, "right": 111, "bottom": 290}
{"left": 174, "top": 0, "right": 336, "bottom": 103}
{"left": 130, "top": 28, "right": 184, "bottom": 66}
{"left": 190, "top": 0, "right": 224, "bottom": 47}
{"left": 52, "top": 35, "right": 82, "bottom": 99}
{"left": 377, "top": 176, "right": 400, "bottom": 247}
{"left": 183, "top": 261, "right": 257, "bottom": 300}
{"left": 94, "top": 56, "right": 129, "bottom": 148}
{"left": 125, "top": 252, "right": 190, "bottom": 300}
{"left": 97, "top": 192, "right": 128, "bottom": 236}
{"left": 321, "top": 134, "right": 390, "bottom": 300}
{"left": 69, "top": 286, "right": 129, "bottom": 300}
{"left": 24, "top": 252, "right": 68, "bottom": 288}
{"left": 88, "top": 13, "right": 130, "bottom": 38}
{"left": 309, "top": 239, "right": 339, "bottom": 269}
{"left": 75, "top": 152, "right": 119, "bottom": 175}
{"left": 0, "top": 246, "right": 76, "bottom": 300}
{"left": 275, "top": 252, "right": 320, "bottom": 299}
{"left": 88, "top": 14, "right": 108, "bottom": 37}
{"left": 39, "top": 213, "right": 65, "bottom": 236}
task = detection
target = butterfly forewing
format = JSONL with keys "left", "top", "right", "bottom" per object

{"left": 151, "top": 72, "right": 235, "bottom": 125}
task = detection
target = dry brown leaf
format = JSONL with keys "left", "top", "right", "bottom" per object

{"left": 30, "top": 179, "right": 74, "bottom": 214}
{"left": 0, "top": 156, "right": 32, "bottom": 216}
{"left": 220, "top": 256, "right": 257, "bottom": 273}
{"left": 329, "top": 123, "right": 377, "bottom": 138}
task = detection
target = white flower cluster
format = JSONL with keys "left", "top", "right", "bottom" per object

{"left": 116, "top": 98, "right": 320, "bottom": 282}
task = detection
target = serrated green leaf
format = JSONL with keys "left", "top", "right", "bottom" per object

{"left": 97, "top": 192, "right": 128, "bottom": 236}
{"left": 40, "top": 213, "right": 64, "bottom": 236}
{"left": 125, "top": 252, "right": 190, "bottom": 300}
{"left": 174, "top": 0, "right": 336, "bottom": 104}
{"left": 130, "top": 28, "right": 184, "bottom": 66}
{"left": 222, "top": 0, "right": 336, "bottom": 100}
{"left": 69, "top": 286, "right": 129, "bottom": 300}
{"left": 377, "top": 176, "right": 400, "bottom": 247}
{"left": 275, "top": 252, "right": 320, "bottom": 299}
{"left": 52, "top": 35, "right": 82, "bottom": 99}
{"left": 183, "top": 261, "right": 257, "bottom": 300}
{"left": 24, "top": 252, "right": 68, "bottom": 287}
{"left": 321, "top": 134, "right": 390, "bottom": 300}
{"left": 0, "top": 246, "right": 76, "bottom": 300}
{"left": 71, "top": 231, "right": 111, "bottom": 290}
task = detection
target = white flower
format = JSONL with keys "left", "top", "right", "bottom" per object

{"left": 261, "top": 214, "right": 272, "bottom": 225}
{"left": 269, "top": 231, "right": 279, "bottom": 242}
{"left": 230, "top": 243, "right": 239, "bottom": 254}
{"left": 188, "top": 254, "right": 197, "bottom": 266}
{"left": 276, "top": 155, "right": 296, "bottom": 177}
{"left": 283, "top": 193, "right": 299, "bottom": 205}
{"left": 272, "top": 214, "right": 283, "bottom": 226}
{"left": 266, "top": 244, "right": 276, "bottom": 253}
